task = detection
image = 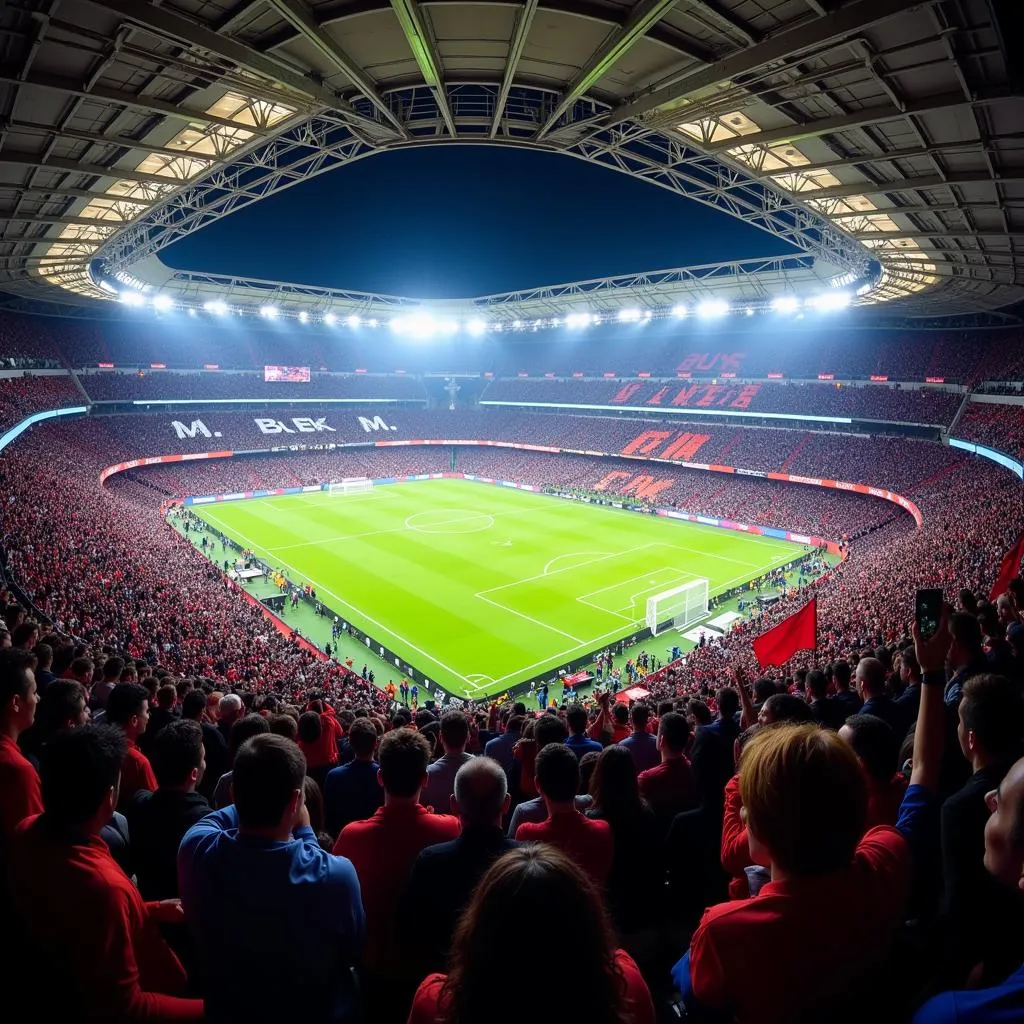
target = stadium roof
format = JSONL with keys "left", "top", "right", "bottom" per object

{"left": 0, "top": 0, "right": 1021, "bottom": 319}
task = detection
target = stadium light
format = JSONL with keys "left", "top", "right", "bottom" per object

{"left": 696, "top": 298, "right": 729, "bottom": 318}
{"left": 152, "top": 294, "right": 174, "bottom": 312}
{"left": 259, "top": 305, "right": 279, "bottom": 319}
{"left": 203, "top": 300, "right": 229, "bottom": 316}
{"left": 119, "top": 291, "right": 145, "bottom": 307}
{"left": 439, "top": 318, "right": 459, "bottom": 335}
{"left": 808, "top": 291, "right": 852, "bottom": 311}
{"left": 188, "top": 308, "right": 197, "bottom": 317}
{"left": 512, "top": 320, "right": 523, "bottom": 330}
{"left": 392, "top": 312, "right": 438, "bottom": 339}
{"left": 367, "top": 318, "right": 379, "bottom": 328}
{"left": 346, "top": 315, "right": 360, "bottom": 328}
{"left": 298, "top": 310, "right": 309, "bottom": 324}
{"left": 745, "top": 307, "right": 755, "bottom": 316}
{"left": 324, "top": 312, "right": 337, "bottom": 326}
{"left": 671, "top": 304, "right": 687, "bottom": 318}
{"left": 566, "top": 312, "right": 591, "bottom": 329}
{"left": 617, "top": 308, "right": 641, "bottom": 322}
{"left": 770, "top": 295, "right": 801, "bottom": 314}
{"left": 466, "top": 318, "right": 487, "bottom": 337}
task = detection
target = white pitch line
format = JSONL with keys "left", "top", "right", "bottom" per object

{"left": 196, "top": 508, "right": 478, "bottom": 690}
{"left": 543, "top": 551, "right": 610, "bottom": 575}
{"left": 478, "top": 543, "right": 661, "bottom": 597}
{"left": 267, "top": 501, "right": 574, "bottom": 553}
{"left": 473, "top": 591, "right": 584, "bottom": 644}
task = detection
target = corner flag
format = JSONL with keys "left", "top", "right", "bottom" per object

{"left": 752, "top": 599, "right": 817, "bottom": 669}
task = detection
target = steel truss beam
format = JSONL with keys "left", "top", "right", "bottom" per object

{"left": 0, "top": 151, "right": 190, "bottom": 185}
{"left": 389, "top": 0, "right": 456, "bottom": 136}
{"left": 607, "top": 0, "right": 930, "bottom": 126}
{"left": 265, "top": 0, "right": 407, "bottom": 136}
{"left": 95, "top": 116, "right": 378, "bottom": 271}
{"left": 491, "top": 0, "right": 539, "bottom": 138}
{"left": 700, "top": 93, "right": 996, "bottom": 152}
{"left": 795, "top": 172, "right": 1024, "bottom": 200}
{"left": 94, "top": 86, "right": 873, "bottom": 282}
{"left": 81, "top": 0, "right": 393, "bottom": 141}
{"left": 535, "top": 0, "right": 681, "bottom": 140}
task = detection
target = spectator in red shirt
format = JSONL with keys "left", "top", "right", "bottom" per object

{"left": 515, "top": 742, "right": 613, "bottom": 889}
{"left": 106, "top": 682, "right": 158, "bottom": 810}
{"left": 7, "top": 724, "right": 202, "bottom": 1020}
{"left": 408, "top": 844, "right": 655, "bottom": 1024}
{"left": 0, "top": 648, "right": 42, "bottom": 843}
{"left": 638, "top": 711, "right": 698, "bottom": 829}
{"left": 673, "top": 613, "right": 950, "bottom": 1024}
{"left": 334, "top": 727, "right": 459, "bottom": 1022}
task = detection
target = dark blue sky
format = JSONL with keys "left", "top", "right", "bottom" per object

{"left": 164, "top": 145, "right": 794, "bottom": 297}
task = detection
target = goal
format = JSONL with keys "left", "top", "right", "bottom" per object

{"left": 646, "top": 577, "right": 709, "bottom": 636}
{"left": 328, "top": 477, "right": 373, "bottom": 496}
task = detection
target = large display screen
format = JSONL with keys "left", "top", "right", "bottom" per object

{"left": 264, "top": 365, "right": 310, "bottom": 382}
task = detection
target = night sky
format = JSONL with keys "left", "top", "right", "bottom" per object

{"left": 163, "top": 145, "right": 795, "bottom": 297}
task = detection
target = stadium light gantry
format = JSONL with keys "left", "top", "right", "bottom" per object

{"left": 617, "top": 308, "right": 642, "bottom": 322}
{"left": 808, "top": 292, "right": 852, "bottom": 311}
{"left": 672, "top": 304, "right": 687, "bottom": 318}
{"left": 566, "top": 312, "right": 591, "bottom": 328}
{"left": 151, "top": 294, "right": 173, "bottom": 312}
{"left": 259, "top": 305, "right": 279, "bottom": 319}
{"left": 203, "top": 300, "right": 229, "bottom": 315}
{"left": 466, "top": 318, "right": 487, "bottom": 337}
{"left": 119, "top": 291, "right": 145, "bottom": 307}
{"left": 770, "top": 296, "right": 801, "bottom": 314}
{"left": 324, "top": 312, "right": 337, "bottom": 326}
{"left": 298, "top": 311, "right": 309, "bottom": 324}
{"left": 346, "top": 315, "right": 360, "bottom": 328}
{"left": 697, "top": 299, "right": 730, "bottom": 318}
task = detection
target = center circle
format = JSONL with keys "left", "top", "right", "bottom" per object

{"left": 406, "top": 509, "right": 496, "bottom": 534}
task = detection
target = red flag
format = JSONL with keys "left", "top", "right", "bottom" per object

{"left": 990, "top": 532, "right": 1024, "bottom": 601}
{"left": 752, "top": 599, "right": 817, "bottom": 669}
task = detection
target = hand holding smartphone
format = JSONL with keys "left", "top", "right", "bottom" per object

{"left": 915, "top": 589, "right": 943, "bottom": 641}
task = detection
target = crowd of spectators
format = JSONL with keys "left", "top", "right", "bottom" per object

{"left": 0, "top": 365, "right": 1024, "bottom": 1022}
{"left": 0, "top": 374, "right": 82, "bottom": 431}
{"left": 12, "top": 310, "right": 1024, "bottom": 382}
{"left": 482, "top": 377, "right": 964, "bottom": 425}
{"left": 955, "top": 402, "right": 1024, "bottom": 461}
{"left": 0, "top": 314, "right": 64, "bottom": 368}
{"left": 81, "top": 370, "right": 428, "bottom": 403}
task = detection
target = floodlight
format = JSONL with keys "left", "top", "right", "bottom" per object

{"left": 188, "top": 308, "right": 197, "bottom": 317}
{"left": 671, "top": 304, "right": 687, "bottom": 318}
{"left": 808, "top": 291, "right": 852, "bottom": 311}
{"left": 346, "top": 315, "right": 360, "bottom": 328}
{"left": 367, "top": 318, "right": 379, "bottom": 328}
{"left": 512, "top": 320, "right": 523, "bottom": 330}
{"left": 259, "top": 305, "right": 279, "bottom": 319}
{"left": 745, "top": 307, "right": 755, "bottom": 316}
{"left": 324, "top": 312, "right": 337, "bottom": 326}
{"left": 119, "top": 291, "right": 145, "bottom": 307}
{"left": 466, "top": 318, "right": 487, "bottom": 337}
{"left": 403, "top": 313, "right": 438, "bottom": 339}
{"left": 151, "top": 294, "right": 173, "bottom": 312}
{"left": 617, "top": 308, "right": 641, "bottom": 322}
{"left": 438, "top": 318, "right": 459, "bottom": 335}
{"left": 643, "top": 310, "right": 653, "bottom": 320}
{"left": 298, "top": 310, "right": 309, "bottom": 324}
{"left": 696, "top": 299, "right": 729, "bottom": 318}
{"left": 204, "top": 300, "right": 229, "bottom": 315}
{"left": 566, "top": 312, "right": 591, "bottom": 329}
{"left": 770, "top": 295, "right": 800, "bottom": 314}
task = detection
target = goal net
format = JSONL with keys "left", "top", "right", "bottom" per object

{"left": 328, "top": 477, "right": 373, "bottom": 496}
{"left": 646, "top": 577, "right": 709, "bottom": 636}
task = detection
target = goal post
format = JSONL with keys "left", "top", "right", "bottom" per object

{"left": 328, "top": 477, "right": 373, "bottom": 496}
{"left": 646, "top": 577, "right": 709, "bottom": 636}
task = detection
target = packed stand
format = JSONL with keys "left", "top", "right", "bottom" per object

{"left": 80, "top": 370, "right": 428, "bottom": 403}
{"left": 0, "top": 374, "right": 82, "bottom": 431}
{"left": 955, "top": 401, "right": 1024, "bottom": 461}
{"left": 0, "top": 313, "right": 65, "bottom": 368}
{"left": 482, "top": 376, "right": 963, "bottom": 425}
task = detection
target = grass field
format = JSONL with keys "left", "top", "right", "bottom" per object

{"left": 189, "top": 479, "right": 805, "bottom": 698}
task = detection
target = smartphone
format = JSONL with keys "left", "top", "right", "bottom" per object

{"left": 915, "top": 589, "right": 943, "bottom": 640}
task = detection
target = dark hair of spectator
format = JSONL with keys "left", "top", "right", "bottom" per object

{"left": 151, "top": 718, "right": 204, "bottom": 788}
{"left": 40, "top": 724, "right": 126, "bottom": 827}
{"left": 232, "top": 734, "right": 306, "bottom": 829}
{"left": 378, "top": 728, "right": 431, "bottom": 798}
{"left": 441, "top": 845, "right": 629, "bottom": 1024}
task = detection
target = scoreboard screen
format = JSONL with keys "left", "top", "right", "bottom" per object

{"left": 264, "top": 365, "right": 310, "bottom": 382}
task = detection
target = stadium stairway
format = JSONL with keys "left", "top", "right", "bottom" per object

{"left": 779, "top": 432, "right": 811, "bottom": 473}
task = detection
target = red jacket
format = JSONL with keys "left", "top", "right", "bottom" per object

{"left": 0, "top": 733, "right": 43, "bottom": 840}
{"left": 8, "top": 815, "right": 203, "bottom": 1020}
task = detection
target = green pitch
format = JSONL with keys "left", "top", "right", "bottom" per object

{"left": 189, "top": 479, "right": 805, "bottom": 699}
